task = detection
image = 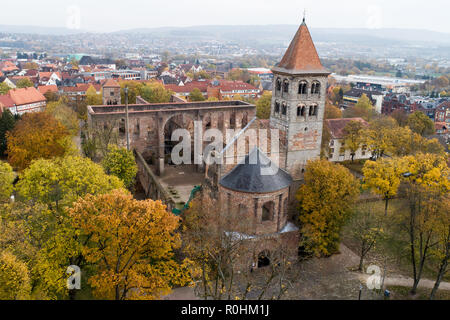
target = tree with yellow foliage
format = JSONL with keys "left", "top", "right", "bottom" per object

{"left": 85, "top": 85, "right": 103, "bottom": 106}
{"left": 363, "top": 158, "right": 403, "bottom": 216}
{"left": 360, "top": 116, "right": 397, "bottom": 159}
{"left": 0, "top": 251, "right": 31, "bottom": 300}
{"left": 6, "top": 112, "right": 75, "bottom": 171}
{"left": 297, "top": 160, "right": 360, "bottom": 256}
{"left": 256, "top": 91, "right": 272, "bottom": 119}
{"left": 400, "top": 153, "right": 449, "bottom": 295}
{"left": 0, "top": 161, "right": 15, "bottom": 202}
{"left": 14, "top": 156, "right": 125, "bottom": 299}
{"left": 70, "top": 190, "right": 193, "bottom": 300}
{"left": 342, "top": 120, "right": 364, "bottom": 162}
{"left": 46, "top": 97, "right": 80, "bottom": 136}
{"left": 324, "top": 103, "right": 342, "bottom": 119}
{"left": 140, "top": 81, "right": 172, "bottom": 103}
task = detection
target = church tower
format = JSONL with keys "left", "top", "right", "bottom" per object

{"left": 270, "top": 18, "right": 330, "bottom": 180}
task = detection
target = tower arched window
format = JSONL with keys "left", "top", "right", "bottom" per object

{"left": 313, "top": 105, "right": 318, "bottom": 116}
{"left": 309, "top": 106, "right": 313, "bottom": 116}
{"left": 276, "top": 78, "right": 282, "bottom": 91}
{"left": 275, "top": 101, "right": 280, "bottom": 114}
{"left": 283, "top": 80, "right": 289, "bottom": 93}
{"left": 311, "top": 81, "right": 320, "bottom": 94}
{"left": 281, "top": 103, "right": 287, "bottom": 116}
{"left": 297, "top": 105, "right": 306, "bottom": 117}
{"left": 298, "top": 81, "right": 308, "bottom": 95}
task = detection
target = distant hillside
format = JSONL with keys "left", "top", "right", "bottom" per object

{"left": 115, "top": 25, "right": 450, "bottom": 46}
{"left": 0, "top": 25, "right": 87, "bottom": 35}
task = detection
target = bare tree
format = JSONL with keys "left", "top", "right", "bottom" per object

{"left": 182, "top": 194, "right": 295, "bottom": 300}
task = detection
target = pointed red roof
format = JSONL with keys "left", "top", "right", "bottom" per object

{"left": 273, "top": 20, "right": 328, "bottom": 74}
{"left": 103, "top": 79, "right": 120, "bottom": 88}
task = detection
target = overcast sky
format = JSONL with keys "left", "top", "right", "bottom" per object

{"left": 1, "top": 0, "right": 449, "bottom": 33}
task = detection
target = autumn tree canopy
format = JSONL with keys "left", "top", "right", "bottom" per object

{"left": 70, "top": 190, "right": 192, "bottom": 300}
{"left": 7, "top": 112, "right": 75, "bottom": 170}
{"left": 297, "top": 160, "right": 360, "bottom": 256}
{"left": 256, "top": 91, "right": 272, "bottom": 119}
{"left": 102, "top": 145, "right": 138, "bottom": 188}
{"left": 0, "top": 161, "right": 15, "bottom": 202}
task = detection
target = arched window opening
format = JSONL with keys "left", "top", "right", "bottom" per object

{"left": 258, "top": 251, "right": 271, "bottom": 268}
{"left": 281, "top": 103, "right": 287, "bottom": 116}
{"left": 298, "top": 81, "right": 307, "bottom": 95}
{"left": 283, "top": 80, "right": 289, "bottom": 93}
{"left": 276, "top": 78, "right": 282, "bottom": 91}
{"left": 311, "top": 81, "right": 320, "bottom": 94}
{"left": 297, "top": 106, "right": 301, "bottom": 117}
{"left": 275, "top": 101, "right": 280, "bottom": 114}
{"left": 262, "top": 201, "right": 274, "bottom": 222}
{"left": 313, "top": 105, "right": 318, "bottom": 116}
{"left": 309, "top": 106, "right": 313, "bottom": 116}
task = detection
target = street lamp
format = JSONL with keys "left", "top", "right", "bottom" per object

{"left": 124, "top": 86, "right": 130, "bottom": 151}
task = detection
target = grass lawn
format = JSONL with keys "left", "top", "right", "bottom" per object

{"left": 386, "top": 285, "right": 450, "bottom": 300}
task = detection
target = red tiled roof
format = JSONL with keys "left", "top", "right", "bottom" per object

{"left": 38, "top": 85, "right": 58, "bottom": 95}
{"left": 216, "top": 80, "right": 258, "bottom": 92}
{"left": 38, "top": 72, "right": 61, "bottom": 80}
{"left": 0, "top": 95, "right": 15, "bottom": 108}
{"left": 165, "top": 81, "right": 209, "bottom": 93}
{"left": 275, "top": 21, "right": 327, "bottom": 73}
{"left": 326, "top": 118, "right": 368, "bottom": 139}
{"left": 103, "top": 79, "right": 120, "bottom": 88}
{"left": 7, "top": 87, "right": 46, "bottom": 106}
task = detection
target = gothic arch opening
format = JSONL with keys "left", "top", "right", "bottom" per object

{"left": 298, "top": 81, "right": 308, "bottom": 95}
{"left": 276, "top": 78, "right": 282, "bottom": 92}
{"left": 283, "top": 80, "right": 289, "bottom": 93}
{"left": 311, "top": 81, "right": 320, "bottom": 94}
{"left": 258, "top": 251, "right": 271, "bottom": 268}
{"left": 163, "top": 114, "right": 195, "bottom": 165}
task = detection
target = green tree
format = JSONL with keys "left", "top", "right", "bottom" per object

{"left": 16, "top": 78, "right": 34, "bottom": 89}
{"left": 102, "top": 145, "right": 138, "bottom": 189}
{"left": 297, "top": 160, "right": 360, "bottom": 256}
{"left": 0, "top": 161, "right": 15, "bottom": 202}
{"left": 256, "top": 91, "right": 272, "bottom": 119}
{"left": 407, "top": 111, "right": 435, "bottom": 136}
{"left": 189, "top": 88, "right": 205, "bottom": 102}
{"left": 0, "top": 82, "right": 12, "bottom": 95}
